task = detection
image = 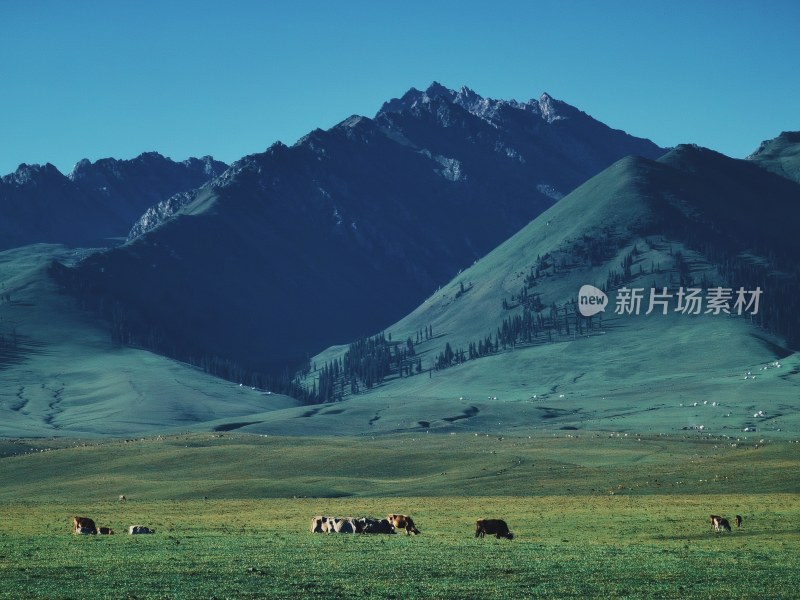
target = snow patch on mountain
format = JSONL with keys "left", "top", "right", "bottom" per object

{"left": 537, "top": 93, "right": 565, "bottom": 123}
{"left": 495, "top": 142, "right": 525, "bottom": 163}
{"left": 536, "top": 184, "right": 564, "bottom": 201}
{"left": 129, "top": 191, "right": 197, "bottom": 239}
{"left": 435, "top": 156, "right": 465, "bottom": 182}
{"left": 420, "top": 149, "right": 466, "bottom": 182}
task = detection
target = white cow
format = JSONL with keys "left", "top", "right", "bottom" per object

{"left": 311, "top": 516, "right": 333, "bottom": 533}
{"left": 331, "top": 518, "right": 355, "bottom": 533}
{"left": 129, "top": 525, "right": 155, "bottom": 534}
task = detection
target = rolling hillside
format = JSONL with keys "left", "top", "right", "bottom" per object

{"left": 0, "top": 245, "right": 298, "bottom": 438}
{"left": 4, "top": 135, "right": 799, "bottom": 438}
{"left": 290, "top": 136, "right": 800, "bottom": 438}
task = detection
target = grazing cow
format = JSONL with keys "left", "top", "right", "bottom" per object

{"left": 321, "top": 519, "right": 335, "bottom": 534}
{"left": 370, "top": 519, "right": 396, "bottom": 534}
{"left": 331, "top": 518, "right": 355, "bottom": 533}
{"left": 311, "top": 516, "right": 328, "bottom": 533}
{"left": 76, "top": 526, "right": 96, "bottom": 535}
{"left": 710, "top": 515, "right": 731, "bottom": 532}
{"left": 475, "top": 519, "right": 514, "bottom": 540}
{"left": 129, "top": 525, "right": 155, "bottom": 534}
{"left": 735, "top": 515, "right": 743, "bottom": 528}
{"left": 119, "top": 495, "right": 126, "bottom": 502}
{"left": 356, "top": 517, "right": 395, "bottom": 534}
{"left": 73, "top": 516, "right": 97, "bottom": 535}
{"left": 387, "top": 514, "right": 420, "bottom": 535}
{"left": 353, "top": 517, "right": 372, "bottom": 533}
{"left": 98, "top": 527, "right": 114, "bottom": 535}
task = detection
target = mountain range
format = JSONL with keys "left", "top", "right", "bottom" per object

{"left": 1, "top": 83, "right": 798, "bottom": 437}
{"left": 0, "top": 152, "right": 227, "bottom": 250}
{"left": 48, "top": 83, "right": 664, "bottom": 379}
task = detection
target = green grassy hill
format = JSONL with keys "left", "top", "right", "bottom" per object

{"left": 303, "top": 141, "right": 800, "bottom": 439}
{"left": 0, "top": 245, "right": 298, "bottom": 438}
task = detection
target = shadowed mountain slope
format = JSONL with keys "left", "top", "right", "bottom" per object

{"left": 52, "top": 84, "right": 664, "bottom": 379}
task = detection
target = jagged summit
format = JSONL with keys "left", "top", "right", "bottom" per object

{"left": 377, "top": 82, "right": 576, "bottom": 127}
{"left": 2, "top": 162, "right": 64, "bottom": 186}
{"left": 0, "top": 151, "right": 227, "bottom": 250}
{"left": 69, "top": 158, "right": 93, "bottom": 177}
{"left": 68, "top": 152, "right": 226, "bottom": 183}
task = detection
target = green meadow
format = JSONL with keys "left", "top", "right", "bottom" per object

{"left": 1, "top": 432, "right": 798, "bottom": 599}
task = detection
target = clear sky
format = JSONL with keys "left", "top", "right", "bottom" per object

{"left": 2, "top": 0, "right": 798, "bottom": 176}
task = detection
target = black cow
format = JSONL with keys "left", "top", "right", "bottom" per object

{"left": 475, "top": 518, "right": 513, "bottom": 540}
{"left": 362, "top": 518, "right": 396, "bottom": 534}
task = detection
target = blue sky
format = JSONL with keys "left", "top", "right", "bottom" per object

{"left": 2, "top": 0, "right": 798, "bottom": 176}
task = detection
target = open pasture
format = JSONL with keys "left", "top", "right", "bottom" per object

{"left": 0, "top": 432, "right": 798, "bottom": 598}
{"left": 0, "top": 494, "right": 798, "bottom": 599}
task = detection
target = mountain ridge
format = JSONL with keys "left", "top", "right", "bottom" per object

{"left": 52, "top": 83, "right": 666, "bottom": 387}
{"left": 2, "top": 126, "right": 798, "bottom": 435}
{"left": 0, "top": 152, "right": 227, "bottom": 251}
{"left": 129, "top": 83, "right": 663, "bottom": 239}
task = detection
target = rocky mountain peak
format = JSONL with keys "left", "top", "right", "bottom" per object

{"left": 3, "top": 162, "right": 64, "bottom": 186}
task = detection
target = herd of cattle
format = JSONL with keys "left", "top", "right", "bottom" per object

{"left": 73, "top": 513, "right": 741, "bottom": 539}
{"left": 72, "top": 516, "right": 154, "bottom": 535}
{"left": 72, "top": 513, "right": 513, "bottom": 540}
{"left": 310, "top": 514, "right": 514, "bottom": 539}
{"left": 310, "top": 514, "right": 423, "bottom": 535}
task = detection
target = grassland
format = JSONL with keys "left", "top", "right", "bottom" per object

{"left": 1, "top": 432, "right": 798, "bottom": 598}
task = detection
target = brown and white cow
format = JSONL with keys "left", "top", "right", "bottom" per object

{"left": 710, "top": 515, "right": 731, "bottom": 532}
{"left": 73, "top": 516, "right": 97, "bottom": 535}
{"left": 387, "top": 514, "right": 420, "bottom": 535}
{"left": 475, "top": 518, "right": 513, "bottom": 540}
